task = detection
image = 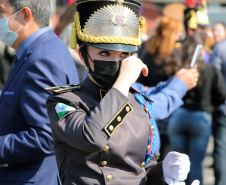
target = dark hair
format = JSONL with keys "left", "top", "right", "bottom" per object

{"left": 8, "top": 0, "right": 51, "bottom": 27}
{"left": 182, "top": 33, "right": 206, "bottom": 86}
{"left": 55, "top": 3, "right": 77, "bottom": 34}
{"left": 182, "top": 33, "right": 205, "bottom": 68}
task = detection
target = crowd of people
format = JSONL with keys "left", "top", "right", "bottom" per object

{"left": 0, "top": 0, "right": 226, "bottom": 185}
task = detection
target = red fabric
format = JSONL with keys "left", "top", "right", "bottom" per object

{"left": 185, "top": 0, "right": 196, "bottom": 8}
{"left": 66, "top": 0, "right": 75, "bottom": 5}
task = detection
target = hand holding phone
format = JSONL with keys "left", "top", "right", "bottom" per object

{"left": 190, "top": 44, "right": 203, "bottom": 68}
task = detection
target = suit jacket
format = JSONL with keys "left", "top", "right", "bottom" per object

{"left": 0, "top": 29, "right": 79, "bottom": 185}
{"left": 46, "top": 78, "right": 165, "bottom": 185}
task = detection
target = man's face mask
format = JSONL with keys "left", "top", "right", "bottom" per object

{"left": 0, "top": 9, "right": 24, "bottom": 47}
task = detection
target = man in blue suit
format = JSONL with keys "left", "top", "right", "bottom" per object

{"left": 0, "top": 0, "right": 79, "bottom": 184}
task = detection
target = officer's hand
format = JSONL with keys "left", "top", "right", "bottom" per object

{"left": 113, "top": 56, "right": 148, "bottom": 96}
{"left": 163, "top": 152, "right": 190, "bottom": 185}
{"left": 167, "top": 180, "right": 200, "bottom": 185}
{"left": 174, "top": 67, "right": 199, "bottom": 90}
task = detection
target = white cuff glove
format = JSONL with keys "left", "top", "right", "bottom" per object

{"left": 163, "top": 151, "right": 190, "bottom": 185}
{"left": 166, "top": 180, "right": 200, "bottom": 185}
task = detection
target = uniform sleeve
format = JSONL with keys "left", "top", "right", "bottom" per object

{"left": 132, "top": 78, "right": 187, "bottom": 120}
{"left": 47, "top": 88, "right": 133, "bottom": 153}
{"left": 0, "top": 57, "right": 77, "bottom": 165}
{"left": 145, "top": 155, "right": 166, "bottom": 185}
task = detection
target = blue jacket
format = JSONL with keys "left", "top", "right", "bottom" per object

{"left": 132, "top": 78, "right": 187, "bottom": 120}
{"left": 0, "top": 29, "right": 79, "bottom": 184}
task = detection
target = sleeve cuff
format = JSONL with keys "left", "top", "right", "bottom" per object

{"left": 165, "top": 78, "right": 187, "bottom": 98}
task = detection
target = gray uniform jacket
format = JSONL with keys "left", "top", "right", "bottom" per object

{"left": 46, "top": 77, "right": 165, "bottom": 185}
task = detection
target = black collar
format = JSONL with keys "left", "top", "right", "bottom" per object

{"left": 81, "top": 77, "right": 108, "bottom": 101}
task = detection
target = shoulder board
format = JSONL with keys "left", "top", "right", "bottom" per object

{"left": 130, "top": 87, "right": 154, "bottom": 103}
{"left": 45, "top": 84, "right": 81, "bottom": 94}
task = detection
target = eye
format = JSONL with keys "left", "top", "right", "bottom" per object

{"left": 99, "top": 51, "right": 110, "bottom": 56}
{"left": 120, "top": 52, "right": 130, "bottom": 58}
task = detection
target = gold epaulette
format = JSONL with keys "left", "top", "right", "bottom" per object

{"left": 45, "top": 84, "right": 81, "bottom": 94}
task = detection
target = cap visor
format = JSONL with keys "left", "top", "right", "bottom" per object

{"left": 85, "top": 43, "right": 138, "bottom": 52}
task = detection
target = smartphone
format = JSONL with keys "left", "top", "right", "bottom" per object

{"left": 190, "top": 44, "right": 203, "bottom": 68}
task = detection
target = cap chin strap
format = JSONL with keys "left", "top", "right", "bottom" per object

{"left": 80, "top": 46, "right": 92, "bottom": 73}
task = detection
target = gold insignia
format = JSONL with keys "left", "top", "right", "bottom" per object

{"left": 104, "top": 102, "right": 133, "bottom": 137}
{"left": 111, "top": 14, "right": 127, "bottom": 26}
{"left": 83, "top": 4, "right": 139, "bottom": 39}
{"left": 45, "top": 84, "right": 80, "bottom": 94}
{"left": 100, "top": 89, "right": 108, "bottom": 100}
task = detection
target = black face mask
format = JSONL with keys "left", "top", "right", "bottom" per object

{"left": 89, "top": 59, "right": 121, "bottom": 90}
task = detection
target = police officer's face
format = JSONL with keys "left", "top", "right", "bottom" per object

{"left": 86, "top": 46, "right": 132, "bottom": 71}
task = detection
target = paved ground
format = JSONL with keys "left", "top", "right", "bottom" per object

{"left": 203, "top": 135, "right": 215, "bottom": 185}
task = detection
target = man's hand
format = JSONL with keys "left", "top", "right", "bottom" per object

{"left": 174, "top": 67, "right": 199, "bottom": 90}
{"left": 113, "top": 56, "right": 148, "bottom": 96}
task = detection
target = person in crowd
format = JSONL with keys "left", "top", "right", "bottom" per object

{"left": 183, "top": 0, "right": 209, "bottom": 37}
{"left": 57, "top": 2, "right": 86, "bottom": 82}
{"left": 46, "top": 0, "right": 200, "bottom": 184}
{"left": 213, "top": 22, "right": 226, "bottom": 44}
{"left": 202, "top": 27, "right": 215, "bottom": 63}
{"left": 209, "top": 24, "right": 226, "bottom": 185}
{"left": 137, "top": 16, "right": 183, "bottom": 87}
{"left": 54, "top": 0, "right": 76, "bottom": 36}
{"left": 0, "top": 0, "right": 79, "bottom": 184}
{"left": 0, "top": 42, "right": 16, "bottom": 94}
{"left": 168, "top": 33, "right": 226, "bottom": 185}
{"left": 184, "top": 0, "right": 215, "bottom": 64}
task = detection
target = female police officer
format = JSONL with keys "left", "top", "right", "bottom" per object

{"left": 46, "top": 0, "right": 197, "bottom": 184}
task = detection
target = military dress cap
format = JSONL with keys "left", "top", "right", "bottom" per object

{"left": 70, "top": 0, "right": 145, "bottom": 52}
{"left": 184, "top": 0, "right": 209, "bottom": 30}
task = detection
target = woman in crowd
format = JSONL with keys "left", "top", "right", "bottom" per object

{"left": 168, "top": 33, "right": 226, "bottom": 185}
{"left": 137, "top": 16, "right": 183, "bottom": 87}
{"left": 45, "top": 0, "right": 197, "bottom": 184}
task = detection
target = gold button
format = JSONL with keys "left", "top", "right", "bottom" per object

{"left": 0, "top": 164, "right": 8, "bottom": 167}
{"left": 126, "top": 106, "right": 130, "bottom": 112}
{"left": 146, "top": 145, "right": 150, "bottom": 150}
{"left": 144, "top": 108, "right": 148, "bottom": 113}
{"left": 117, "top": 116, "right": 122, "bottom": 122}
{"left": 106, "top": 175, "right": 113, "bottom": 182}
{"left": 109, "top": 125, "right": 114, "bottom": 131}
{"left": 102, "top": 145, "right": 109, "bottom": 152}
{"left": 150, "top": 125, "right": 154, "bottom": 131}
{"left": 140, "top": 162, "right": 145, "bottom": 168}
{"left": 100, "top": 161, "right": 108, "bottom": 166}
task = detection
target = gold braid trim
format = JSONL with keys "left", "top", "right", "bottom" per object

{"left": 70, "top": 11, "right": 144, "bottom": 49}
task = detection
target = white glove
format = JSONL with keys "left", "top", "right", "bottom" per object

{"left": 168, "top": 180, "right": 200, "bottom": 185}
{"left": 163, "top": 151, "right": 190, "bottom": 185}
{"left": 191, "top": 180, "right": 200, "bottom": 185}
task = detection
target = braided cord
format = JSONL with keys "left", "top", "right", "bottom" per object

{"left": 73, "top": 12, "right": 143, "bottom": 46}
{"left": 133, "top": 93, "right": 156, "bottom": 165}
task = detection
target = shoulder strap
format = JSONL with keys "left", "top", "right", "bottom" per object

{"left": 45, "top": 84, "right": 81, "bottom": 94}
